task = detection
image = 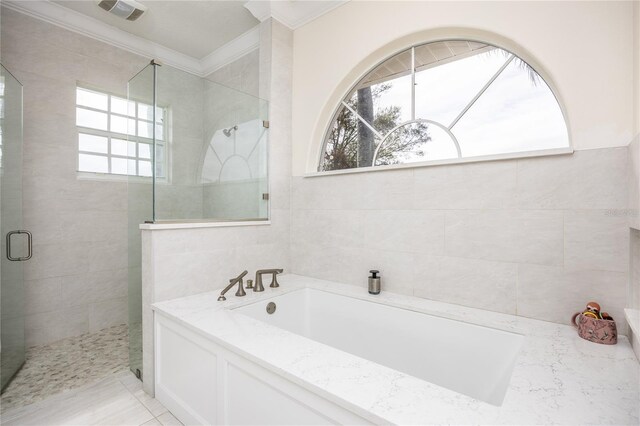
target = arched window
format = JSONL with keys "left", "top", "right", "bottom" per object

{"left": 320, "top": 40, "right": 569, "bottom": 171}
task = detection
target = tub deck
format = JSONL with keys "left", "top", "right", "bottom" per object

{"left": 152, "top": 274, "right": 639, "bottom": 425}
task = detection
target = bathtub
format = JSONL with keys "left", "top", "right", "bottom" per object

{"left": 233, "top": 288, "right": 523, "bottom": 406}
{"left": 152, "top": 275, "right": 640, "bottom": 425}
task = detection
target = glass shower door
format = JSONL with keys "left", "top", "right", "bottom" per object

{"left": 1, "top": 64, "right": 26, "bottom": 391}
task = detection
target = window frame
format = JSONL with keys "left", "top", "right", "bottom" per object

{"left": 75, "top": 85, "right": 169, "bottom": 181}
{"left": 317, "top": 38, "right": 572, "bottom": 175}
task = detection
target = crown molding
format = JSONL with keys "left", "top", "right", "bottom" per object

{"left": 2, "top": 0, "right": 202, "bottom": 74}
{"left": 200, "top": 26, "right": 260, "bottom": 76}
{"left": 2, "top": 0, "right": 260, "bottom": 77}
{"left": 244, "top": 0, "right": 348, "bottom": 29}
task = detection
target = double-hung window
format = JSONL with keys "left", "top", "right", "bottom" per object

{"left": 75, "top": 86, "right": 166, "bottom": 178}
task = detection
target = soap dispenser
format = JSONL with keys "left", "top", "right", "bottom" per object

{"left": 368, "top": 270, "right": 381, "bottom": 295}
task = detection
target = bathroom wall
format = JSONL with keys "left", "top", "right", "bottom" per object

{"left": 630, "top": 227, "right": 640, "bottom": 359}
{"left": 630, "top": 135, "right": 640, "bottom": 313}
{"left": 206, "top": 49, "right": 260, "bottom": 98}
{"left": 140, "top": 18, "right": 293, "bottom": 394}
{"left": 636, "top": 0, "right": 640, "bottom": 144}
{"left": 628, "top": 0, "right": 640, "bottom": 359}
{"left": 632, "top": 0, "right": 640, "bottom": 230}
{"left": 1, "top": 8, "right": 148, "bottom": 347}
{"left": 154, "top": 65, "right": 206, "bottom": 220}
{"left": 290, "top": 149, "right": 630, "bottom": 324}
{"left": 288, "top": 1, "right": 635, "bottom": 326}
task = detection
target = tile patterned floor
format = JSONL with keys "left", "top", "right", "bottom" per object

{"left": 0, "top": 370, "right": 182, "bottom": 426}
{"left": 1, "top": 324, "right": 129, "bottom": 412}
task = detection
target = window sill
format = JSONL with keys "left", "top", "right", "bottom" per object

{"left": 76, "top": 171, "right": 168, "bottom": 183}
{"left": 306, "top": 147, "right": 573, "bottom": 178}
{"left": 140, "top": 219, "right": 270, "bottom": 230}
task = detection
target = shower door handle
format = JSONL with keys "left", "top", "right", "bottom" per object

{"left": 6, "top": 230, "right": 32, "bottom": 261}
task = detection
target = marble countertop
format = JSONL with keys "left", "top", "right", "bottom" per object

{"left": 152, "top": 275, "right": 639, "bottom": 425}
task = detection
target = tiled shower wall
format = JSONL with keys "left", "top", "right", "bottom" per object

{"left": 206, "top": 49, "right": 260, "bottom": 98}
{"left": 290, "top": 147, "right": 631, "bottom": 325}
{"left": 1, "top": 8, "right": 148, "bottom": 346}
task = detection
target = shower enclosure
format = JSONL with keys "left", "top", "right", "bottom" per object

{"left": 126, "top": 61, "right": 269, "bottom": 378}
{"left": 0, "top": 65, "right": 28, "bottom": 391}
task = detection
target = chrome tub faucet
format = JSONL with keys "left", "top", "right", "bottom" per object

{"left": 217, "top": 270, "right": 248, "bottom": 301}
{"left": 254, "top": 269, "right": 283, "bottom": 292}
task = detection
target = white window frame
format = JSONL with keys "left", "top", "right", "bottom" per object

{"left": 75, "top": 85, "right": 169, "bottom": 181}
{"left": 319, "top": 39, "right": 572, "bottom": 174}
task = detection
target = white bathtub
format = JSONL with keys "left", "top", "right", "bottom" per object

{"left": 153, "top": 275, "right": 640, "bottom": 425}
{"left": 233, "top": 288, "right": 523, "bottom": 406}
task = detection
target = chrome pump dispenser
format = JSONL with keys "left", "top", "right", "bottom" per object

{"left": 368, "top": 270, "right": 381, "bottom": 295}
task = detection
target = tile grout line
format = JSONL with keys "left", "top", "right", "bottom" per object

{"left": 120, "top": 377, "right": 163, "bottom": 425}
{"left": 119, "top": 374, "right": 169, "bottom": 422}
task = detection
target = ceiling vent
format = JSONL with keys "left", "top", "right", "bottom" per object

{"left": 97, "top": 0, "right": 147, "bottom": 21}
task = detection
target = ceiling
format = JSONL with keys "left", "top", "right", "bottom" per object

{"left": 53, "top": 1, "right": 259, "bottom": 59}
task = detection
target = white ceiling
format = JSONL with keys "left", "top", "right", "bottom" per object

{"left": 53, "top": 0, "right": 259, "bottom": 59}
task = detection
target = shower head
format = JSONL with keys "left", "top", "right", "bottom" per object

{"left": 223, "top": 125, "right": 238, "bottom": 137}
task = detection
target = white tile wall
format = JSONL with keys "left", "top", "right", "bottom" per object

{"left": 444, "top": 209, "right": 564, "bottom": 266}
{"left": 629, "top": 136, "right": 640, "bottom": 230}
{"left": 517, "top": 149, "right": 628, "bottom": 210}
{"left": 630, "top": 229, "right": 640, "bottom": 312}
{"left": 517, "top": 264, "right": 627, "bottom": 325}
{"left": 414, "top": 160, "right": 518, "bottom": 210}
{"left": 364, "top": 210, "right": 445, "bottom": 254}
{"left": 206, "top": 50, "right": 260, "bottom": 98}
{"left": 290, "top": 147, "right": 631, "bottom": 326}
{"left": 628, "top": 135, "right": 640, "bottom": 359}
{"left": 414, "top": 256, "right": 518, "bottom": 314}
{"left": 564, "top": 210, "right": 629, "bottom": 272}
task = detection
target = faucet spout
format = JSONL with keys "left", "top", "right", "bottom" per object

{"left": 254, "top": 269, "right": 283, "bottom": 292}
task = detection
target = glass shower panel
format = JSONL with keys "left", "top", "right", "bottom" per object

{"left": 1, "top": 65, "right": 25, "bottom": 391}
{"left": 152, "top": 64, "right": 270, "bottom": 222}
{"left": 126, "top": 63, "right": 155, "bottom": 379}
{"left": 200, "top": 80, "right": 269, "bottom": 220}
{"left": 153, "top": 65, "right": 207, "bottom": 220}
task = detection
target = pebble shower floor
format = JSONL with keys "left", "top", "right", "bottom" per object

{"left": 0, "top": 324, "right": 129, "bottom": 412}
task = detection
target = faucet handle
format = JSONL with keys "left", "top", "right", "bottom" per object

{"left": 235, "top": 278, "right": 246, "bottom": 297}
{"left": 269, "top": 269, "right": 283, "bottom": 288}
